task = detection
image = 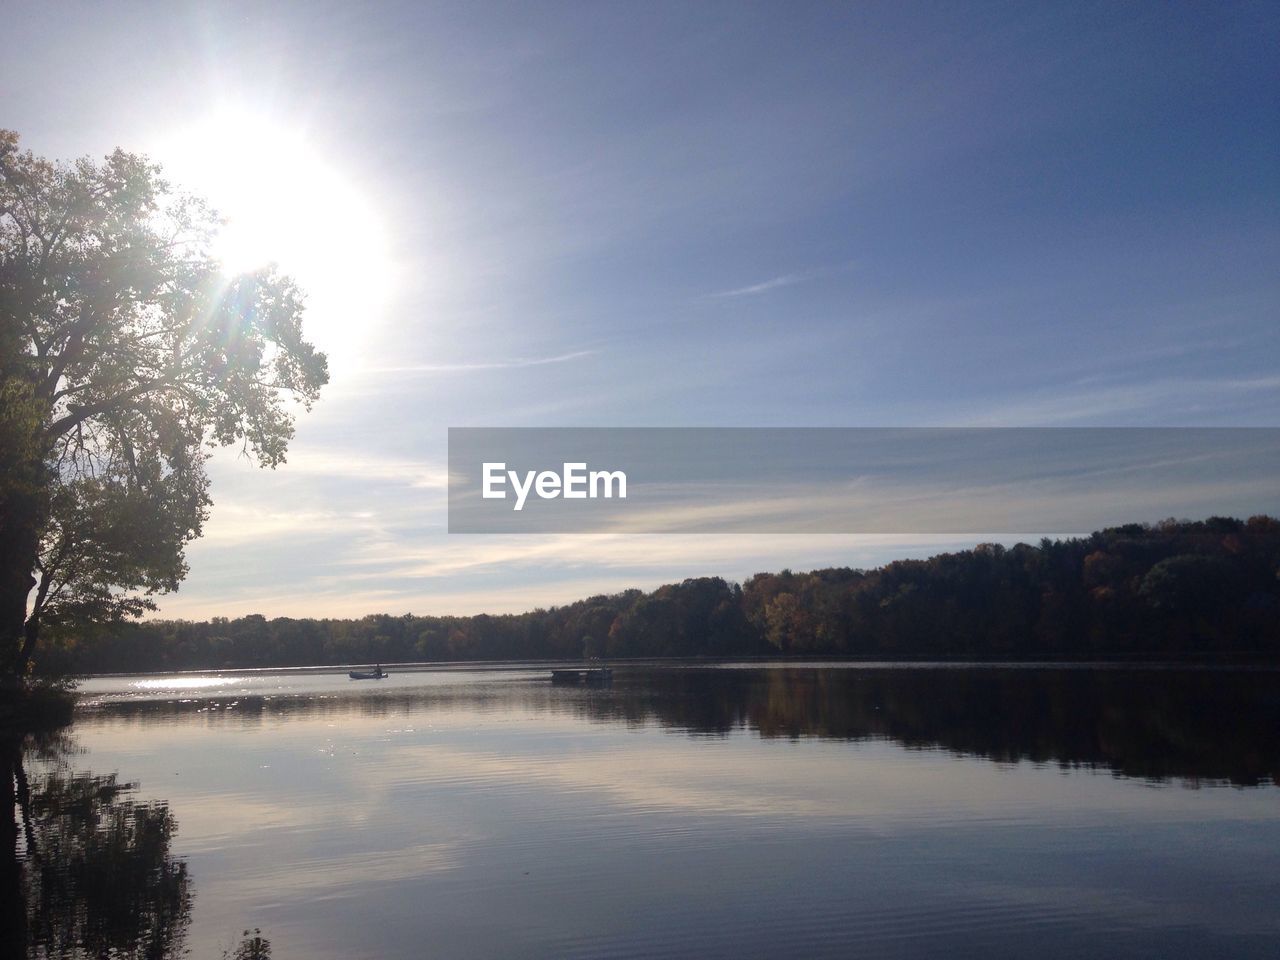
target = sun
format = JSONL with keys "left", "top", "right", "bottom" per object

{"left": 152, "top": 106, "right": 394, "bottom": 364}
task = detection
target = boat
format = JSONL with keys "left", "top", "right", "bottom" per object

{"left": 349, "top": 667, "right": 388, "bottom": 680}
{"left": 550, "top": 667, "right": 613, "bottom": 686}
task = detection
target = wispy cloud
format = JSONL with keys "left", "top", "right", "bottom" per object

{"left": 368, "top": 349, "right": 598, "bottom": 374}
{"left": 708, "top": 261, "right": 856, "bottom": 299}
{"left": 158, "top": 533, "right": 957, "bottom": 619}
{"left": 955, "top": 375, "right": 1280, "bottom": 426}
{"left": 279, "top": 449, "right": 449, "bottom": 489}
{"left": 709, "top": 273, "right": 807, "bottom": 298}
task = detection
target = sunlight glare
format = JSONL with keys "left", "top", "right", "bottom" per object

{"left": 153, "top": 107, "right": 394, "bottom": 364}
{"left": 133, "top": 675, "right": 237, "bottom": 691}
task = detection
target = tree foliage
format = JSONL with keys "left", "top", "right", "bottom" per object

{"left": 0, "top": 130, "right": 327, "bottom": 673}
{"left": 39, "top": 517, "right": 1280, "bottom": 674}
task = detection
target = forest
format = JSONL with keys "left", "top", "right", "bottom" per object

{"left": 36, "top": 516, "right": 1280, "bottom": 674}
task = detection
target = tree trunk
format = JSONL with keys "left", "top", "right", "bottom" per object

{"left": 0, "top": 388, "right": 50, "bottom": 681}
{"left": 15, "top": 614, "right": 39, "bottom": 679}
{"left": 0, "top": 526, "right": 39, "bottom": 681}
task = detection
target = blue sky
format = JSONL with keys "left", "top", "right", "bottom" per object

{"left": 5, "top": 1, "right": 1278, "bottom": 616}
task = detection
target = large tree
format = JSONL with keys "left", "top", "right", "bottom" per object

{"left": 0, "top": 130, "right": 328, "bottom": 677}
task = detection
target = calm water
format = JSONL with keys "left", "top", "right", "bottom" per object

{"left": 7, "top": 664, "right": 1280, "bottom": 959}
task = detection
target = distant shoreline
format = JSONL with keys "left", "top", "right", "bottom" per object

{"left": 74, "top": 653, "right": 1280, "bottom": 681}
{"left": 40, "top": 518, "right": 1280, "bottom": 676}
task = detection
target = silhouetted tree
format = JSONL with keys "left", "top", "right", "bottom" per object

{"left": 0, "top": 130, "right": 328, "bottom": 677}
{"left": 31, "top": 517, "right": 1280, "bottom": 673}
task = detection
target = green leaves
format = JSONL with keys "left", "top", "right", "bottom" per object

{"left": 1, "top": 130, "right": 328, "bottom": 654}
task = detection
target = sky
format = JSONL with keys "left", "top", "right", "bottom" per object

{"left": 4, "top": 1, "right": 1278, "bottom": 618}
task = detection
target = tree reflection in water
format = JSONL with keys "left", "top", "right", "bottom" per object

{"left": 87, "top": 665, "right": 1280, "bottom": 786}
{"left": 584, "top": 667, "right": 1280, "bottom": 786}
{"left": 1, "top": 732, "right": 191, "bottom": 960}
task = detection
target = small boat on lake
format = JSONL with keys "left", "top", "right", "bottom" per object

{"left": 349, "top": 666, "right": 388, "bottom": 680}
{"left": 550, "top": 667, "right": 613, "bottom": 686}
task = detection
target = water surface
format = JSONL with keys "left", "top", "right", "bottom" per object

{"left": 11, "top": 664, "right": 1280, "bottom": 958}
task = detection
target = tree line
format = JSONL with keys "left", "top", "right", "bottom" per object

{"left": 37, "top": 515, "right": 1280, "bottom": 674}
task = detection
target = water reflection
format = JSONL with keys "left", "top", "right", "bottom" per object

{"left": 132, "top": 676, "right": 241, "bottom": 691}
{"left": 1, "top": 732, "right": 191, "bottom": 960}
{"left": 64, "top": 665, "right": 1280, "bottom": 960}
{"left": 83, "top": 666, "right": 1280, "bottom": 787}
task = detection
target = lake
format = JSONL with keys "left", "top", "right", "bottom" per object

{"left": 9, "top": 664, "right": 1280, "bottom": 959}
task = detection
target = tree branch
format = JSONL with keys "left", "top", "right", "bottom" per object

{"left": 45, "top": 370, "right": 182, "bottom": 439}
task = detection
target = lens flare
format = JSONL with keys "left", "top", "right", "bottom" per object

{"left": 153, "top": 106, "right": 394, "bottom": 367}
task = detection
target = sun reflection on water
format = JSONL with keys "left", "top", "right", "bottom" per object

{"left": 132, "top": 676, "right": 239, "bottom": 691}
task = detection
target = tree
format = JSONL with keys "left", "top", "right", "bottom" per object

{"left": 0, "top": 130, "right": 327, "bottom": 677}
